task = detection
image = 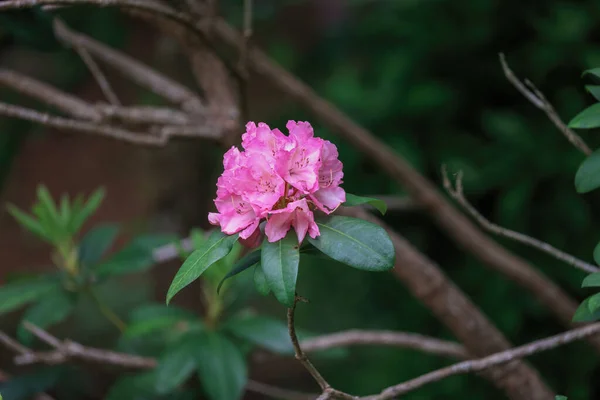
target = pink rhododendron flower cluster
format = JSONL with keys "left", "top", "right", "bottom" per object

{"left": 208, "top": 121, "right": 346, "bottom": 243}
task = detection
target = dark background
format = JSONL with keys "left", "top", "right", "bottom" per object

{"left": 2, "top": 0, "right": 600, "bottom": 398}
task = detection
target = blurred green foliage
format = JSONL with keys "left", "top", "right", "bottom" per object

{"left": 2, "top": 0, "right": 600, "bottom": 399}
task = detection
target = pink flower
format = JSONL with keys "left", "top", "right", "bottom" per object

{"left": 265, "top": 199, "right": 320, "bottom": 243}
{"left": 208, "top": 120, "right": 346, "bottom": 244}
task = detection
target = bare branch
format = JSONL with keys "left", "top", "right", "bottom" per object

{"left": 499, "top": 53, "right": 591, "bottom": 156}
{"left": 73, "top": 42, "right": 121, "bottom": 106}
{"left": 52, "top": 18, "right": 206, "bottom": 114}
{"left": 14, "top": 322, "right": 157, "bottom": 368}
{"left": 97, "top": 105, "right": 192, "bottom": 125}
{"left": 0, "top": 101, "right": 168, "bottom": 145}
{"left": 301, "top": 330, "right": 469, "bottom": 359}
{"left": 365, "top": 322, "right": 600, "bottom": 399}
{"left": 0, "top": 68, "right": 102, "bottom": 120}
{"left": 442, "top": 166, "right": 599, "bottom": 274}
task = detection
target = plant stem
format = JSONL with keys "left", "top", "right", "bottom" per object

{"left": 88, "top": 289, "right": 126, "bottom": 333}
{"left": 287, "top": 295, "right": 330, "bottom": 391}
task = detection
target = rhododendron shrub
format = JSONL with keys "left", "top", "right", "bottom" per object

{"left": 167, "top": 121, "right": 395, "bottom": 306}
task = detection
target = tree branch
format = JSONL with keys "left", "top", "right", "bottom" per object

{"left": 245, "top": 380, "right": 317, "bottom": 400}
{"left": 364, "top": 322, "right": 600, "bottom": 399}
{"left": 499, "top": 52, "right": 591, "bottom": 156}
{"left": 442, "top": 166, "right": 599, "bottom": 274}
{"left": 301, "top": 330, "right": 469, "bottom": 359}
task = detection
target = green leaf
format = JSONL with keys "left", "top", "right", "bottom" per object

{"left": 166, "top": 231, "right": 239, "bottom": 304}
{"left": 105, "top": 371, "right": 158, "bottom": 400}
{"left": 78, "top": 223, "right": 120, "bottom": 266}
{"left": 586, "top": 85, "right": 600, "bottom": 101}
{"left": 216, "top": 250, "right": 261, "bottom": 294}
{"left": 95, "top": 234, "right": 173, "bottom": 278}
{"left": 593, "top": 240, "right": 600, "bottom": 266}
{"left": 308, "top": 216, "right": 395, "bottom": 271}
{"left": 344, "top": 193, "right": 387, "bottom": 215}
{"left": 224, "top": 313, "right": 292, "bottom": 354}
{"left": 0, "top": 278, "right": 60, "bottom": 315}
{"left": 582, "top": 272, "right": 600, "bottom": 288}
{"left": 6, "top": 204, "right": 49, "bottom": 241}
{"left": 583, "top": 68, "right": 600, "bottom": 80}
{"left": 195, "top": 332, "right": 247, "bottom": 400}
{"left": 260, "top": 231, "right": 299, "bottom": 307}
{"left": 568, "top": 103, "right": 600, "bottom": 129}
{"left": 575, "top": 148, "right": 600, "bottom": 193}
{"left": 69, "top": 187, "right": 105, "bottom": 234}
{"left": 36, "top": 185, "right": 61, "bottom": 227}
{"left": 573, "top": 296, "right": 600, "bottom": 322}
{"left": 0, "top": 367, "right": 64, "bottom": 400}
{"left": 18, "top": 288, "right": 75, "bottom": 345}
{"left": 253, "top": 264, "right": 270, "bottom": 296}
{"left": 124, "top": 304, "right": 200, "bottom": 339}
{"left": 588, "top": 292, "right": 600, "bottom": 313}
{"left": 155, "top": 336, "right": 198, "bottom": 394}
{"left": 59, "top": 194, "right": 71, "bottom": 226}
{"left": 555, "top": 396, "right": 568, "bottom": 400}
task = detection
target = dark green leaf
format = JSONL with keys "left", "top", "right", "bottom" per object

{"left": 568, "top": 103, "right": 600, "bottom": 129}
{"left": 59, "top": 194, "right": 71, "bottom": 226}
{"left": 6, "top": 204, "right": 49, "bottom": 241}
{"left": 583, "top": 68, "right": 600, "bottom": 80}
{"left": 555, "top": 396, "right": 568, "bottom": 400}
{"left": 78, "top": 223, "right": 120, "bottom": 266}
{"left": 124, "top": 304, "right": 201, "bottom": 339}
{"left": 166, "top": 231, "right": 239, "bottom": 304}
{"left": 224, "top": 313, "right": 292, "bottom": 354}
{"left": 253, "top": 264, "right": 269, "bottom": 296}
{"left": 589, "top": 293, "right": 600, "bottom": 313}
{"left": 70, "top": 188, "right": 105, "bottom": 234}
{"left": 155, "top": 337, "right": 198, "bottom": 394}
{"left": 344, "top": 193, "right": 387, "bottom": 215}
{"left": 18, "top": 289, "right": 75, "bottom": 345}
{"left": 94, "top": 234, "right": 173, "bottom": 278}
{"left": 575, "top": 148, "right": 600, "bottom": 193}
{"left": 260, "top": 231, "right": 299, "bottom": 307}
{"left": 582, "top": 273, "right": 600, "bottom": 288}
{"left": 217, "top": 250, "right": 261, "bottom": 294}
{"left": 105, "top": 371, "right": 158, "bottom": 400}
{"left": 195, "top": 332, "right": 247, "bottom": 400}
{"left": 573, "top": 296, "right": 600, "bottom": 322}
{"left": 308, "top": 216, "right": 395, "bottom": 271}
{"left": 0, "top": 278, "right": 60, "bottom": 315}
{"left": 0, "top": 367, "right": 64, "bottom": 400}
{"left": 586, "top": 85, "right": 600, "bottom": 102}
{"left": 593, "top": 240, "right": 600, "bottom": 266}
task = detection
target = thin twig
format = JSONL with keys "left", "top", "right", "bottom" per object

{"left": 499, "top": 52, "right": 592, "bottom": 156}
{"left": 287, "top": 296, "right": 358, "bottom": 400}
{"left": 0, "top": 101, "right": 167, "bottom": 145}
{"left": 364, "top": 322, "right": 600, "bottom": 399}
{"left": 442, "top": 166, "right": 599, "bottom": 274}
{"left": 301, "top": 330, "right": 469, "bottom": 359}
{"left": 97, "top": 104, "right": 192, "bottom": 125}
{"left": 0, "top": 68, "right": 102, "bottom": 120}
{"left": 52, "top": 18, "right": 206, "bottom": 114}
{"left": 72, "top": 41, "right": 121, "bottom": 105}
{"left": 287, "top": 296, "right": 330, "bottom": 391}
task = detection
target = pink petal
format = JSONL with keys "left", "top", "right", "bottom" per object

{"left": 265, "top": 212, "right": 293, "bottom": 242}
{"left": 310, "top": 186, "right": 346, "bottom": 213}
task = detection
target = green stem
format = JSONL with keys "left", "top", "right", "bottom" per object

{"left": 88, "top": 289, "right": 126, "bottom": 333}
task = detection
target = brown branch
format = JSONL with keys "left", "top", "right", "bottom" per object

{"left": 70, "top": 36, "right": 121, "bottom": 106}
{"left": 211, "top": 18, "right": 600, "bottom": 359}
{"left": 96, "top": 104, "right": 193, "bottom": 125}
{"left": 52, "top": 18, "right": 206, "bottom": 114}
{"left": 0, "top": 101, "right": 168, "bottom": 145}
{"left": 364, "top": 322, "right": 600, "bottom": 399}
{"left": 499, "top": 52, "right": 591, "bottom": 156}
{"left": 442, "top": 166, "right": 599, "bottom": 274}
{"left": 338, "top": 206, "right": 554, "bottom": 400}
{"left": 301, "top": 330, "right": 468, "bottom": 359}
{"left": 0, "top": 68, "right": 102, "bottom": 121}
